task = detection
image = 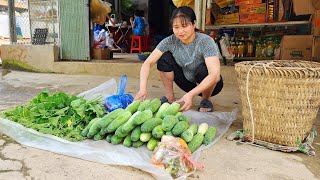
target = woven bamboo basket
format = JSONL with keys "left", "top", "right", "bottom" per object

{"left": 235, "top": 60, "right": 320, "bottom": 147}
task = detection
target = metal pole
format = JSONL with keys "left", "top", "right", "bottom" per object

{"left": 8, "top": 0, "right": 17, "bottom": 43}
{"left": 118, "top": 0, "right": 121, "bottom": 20}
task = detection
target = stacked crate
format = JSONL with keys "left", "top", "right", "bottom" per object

{"left": 236, "top": 0, "right": 267, "bottom": 24}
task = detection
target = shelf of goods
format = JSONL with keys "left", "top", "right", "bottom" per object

{"left": 205, "top": 21, "right": 310, "bottom": 30}
{"left": 28, "top": 0, "right": 59, "bottom": 45}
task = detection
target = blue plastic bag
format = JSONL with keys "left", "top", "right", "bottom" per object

{"left": 103, "top": 75, "right": 134, "bottom": 112}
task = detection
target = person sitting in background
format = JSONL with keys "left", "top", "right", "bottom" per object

{"left": 130, "top": 10, "right": 145, "bottom": 36}
{"left": 139, "top": 10, "right": 149, "bottom": 35}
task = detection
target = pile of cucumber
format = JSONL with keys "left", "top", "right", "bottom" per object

{"left": 81, "top": 98, "right": 217, "bottom": 153}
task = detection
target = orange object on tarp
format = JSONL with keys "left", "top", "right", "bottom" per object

{"left": 90, "top": 0, "right": 112, "bottom": 25}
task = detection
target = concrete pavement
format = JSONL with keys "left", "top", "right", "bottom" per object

{"left": 0, "top": 69, "right": 319, "bottom": 180}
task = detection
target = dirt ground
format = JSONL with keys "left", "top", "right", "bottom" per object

{"left": 0, "top": 68, "right": 319, "bottom": 180}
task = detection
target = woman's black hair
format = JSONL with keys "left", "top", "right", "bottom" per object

{"left": 170, "top": 6, "right": 196, "bottom": 27}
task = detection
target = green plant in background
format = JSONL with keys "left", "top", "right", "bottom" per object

{"left": 121, "top": 0, "right": 137, "bottom": 17}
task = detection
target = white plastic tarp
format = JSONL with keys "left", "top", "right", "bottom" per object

{"left": 0, "top": 79, "right": 237, "bottom": 179}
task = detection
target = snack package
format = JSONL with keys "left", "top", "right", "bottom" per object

{"left": 151, "top": 135, "right": 204, "bottom": 178}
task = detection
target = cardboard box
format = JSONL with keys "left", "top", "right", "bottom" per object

{"left": 215, "top": 13, "right": 239, "bottom": 25}
{"left": 312, "top": 36, "right": 320, "bottom": 62}
{"left": 313, "top": 10, "right": 320, "bottom": 36}
{"left": 240, "top": 13, "right": 266, "bottom": 24}
{"left": 216, "top": 0, "right": 235, "bottom": 8}
{"left": 292, "top": 0, "right": 315, "bottom": 16}
{"left": 92, "top": 48, "right": 112, "bottom": 60}
{"left": 279, "top": 35, "right": 313, "bottom": 60}
{"left": 313, "top": 0, "right": 320, "bottom": 10}
{"left": 235, "top": 0, "right": 262, "bottom": 6}
{"left": 240, "top": 3, "right": 267, "bottom": 14}
{"left": 266, "top": 0, "right": 281, "bottom": 22}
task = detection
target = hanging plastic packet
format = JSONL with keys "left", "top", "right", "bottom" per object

{"left": 151, "top": 135, "right": 204, "bottom": 178}
{"left": 103, "top": 75, "right": 134, "bottom": 112}
{"left": 105, "top": 31, "right": 115, "bottom": 49}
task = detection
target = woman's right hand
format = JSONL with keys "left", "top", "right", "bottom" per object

{"left": 135, "top": 89, "right": 147, "bottom": 101}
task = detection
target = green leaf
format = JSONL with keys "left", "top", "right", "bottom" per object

{"left": 55, "top": 107, "right": 69, "bottom": 116}
{"left": 87, "top": 103, "right": 105, "bottom": 117}
{"left": 49, "top": 116, "right": 60, "bottom": 127}
{"left": 39, "top": 127, "right": 54, "bottom": 134}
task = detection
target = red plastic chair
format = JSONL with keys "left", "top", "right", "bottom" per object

{"left": 130, "top": 35, "right": 149, "bottom": 53}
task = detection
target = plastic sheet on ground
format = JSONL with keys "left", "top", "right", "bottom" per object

{"left": 0, "top": 79, "right": 237, "bottom": 180}
{"left": 77, "top": 78, "right": 117, "bottom": 101}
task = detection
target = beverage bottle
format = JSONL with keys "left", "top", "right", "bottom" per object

{"left": 274, "top": 38, "right": 280, "bottom": 56}
{"left": 238, "top": 42, "right": 244, "bottom": 58}
{"left": 240, "top": 37, "right": 247, "bottom": 57}
{"left": 234, "top": 41, "right": 238, "bottom": 57}
{"left": 246, "top": 35, "right": 254, "bottom": 57}
{"left": 266, "top": 37, "right": 274, "bottom": 57}
{"left": 255, "top": 39, "right": 262, "bottom": 58}
{"left": 230, "top": 41, "right": 235, "bottom": 56}
{"left": 262, "top": 39, "right": 267, "bottom": 57}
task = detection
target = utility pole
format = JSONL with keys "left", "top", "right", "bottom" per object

{"left": 8, "top": 0, "right": 17, "bottom": 43}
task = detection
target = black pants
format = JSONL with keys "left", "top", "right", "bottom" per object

{"left": 157, "top": 52, "right": 223, "bottom": 96}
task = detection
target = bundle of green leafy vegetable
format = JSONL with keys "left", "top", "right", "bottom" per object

{"left": 2, "top": 90, "right": 106, "bottom": 142}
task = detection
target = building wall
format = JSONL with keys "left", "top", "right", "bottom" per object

{"left": 1, "top": 44, "right": 58, "bottom": 72}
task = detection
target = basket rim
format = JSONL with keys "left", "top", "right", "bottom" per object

{"left": 235, "top": 60, "right": 320, "bottom": 70}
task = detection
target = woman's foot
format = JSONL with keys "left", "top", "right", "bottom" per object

{"left": 160, "top": 96, "right": 176, "bottom": 104}
{"left": 198, "top": 99, "right": 213, "bottom": 112}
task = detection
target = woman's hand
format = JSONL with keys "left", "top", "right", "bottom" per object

{"left": 135, "top": 89, "right": 147, "bottom": 101}
{"left": 177, "top": 93, "right": 194, "bottom": 111}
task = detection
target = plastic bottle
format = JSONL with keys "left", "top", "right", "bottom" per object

{"left": 240, "top": 37, "right": 246, "bottom": 57}
{"left": 255, "top": 39, "right": 262, "bottom": 58}
{"left": 266, "top": 37, "right": 274, "bottom": 57}
{"left": 230, "top": 41, "right": 235, "bottom": 56}
{"left": 238, "top": 42, "right": 244, "bottom": 58}
{"left": 274, "top": 39, "right": 280, "bottom": 56}
{"left": 262, "top": 39, "right": 267, "bottom": 57}
{"left": 234, "top": 41, "right": 238, "bottom": 57}
{"left": 246, "top": 34, "right": 254, "bottom": 57}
